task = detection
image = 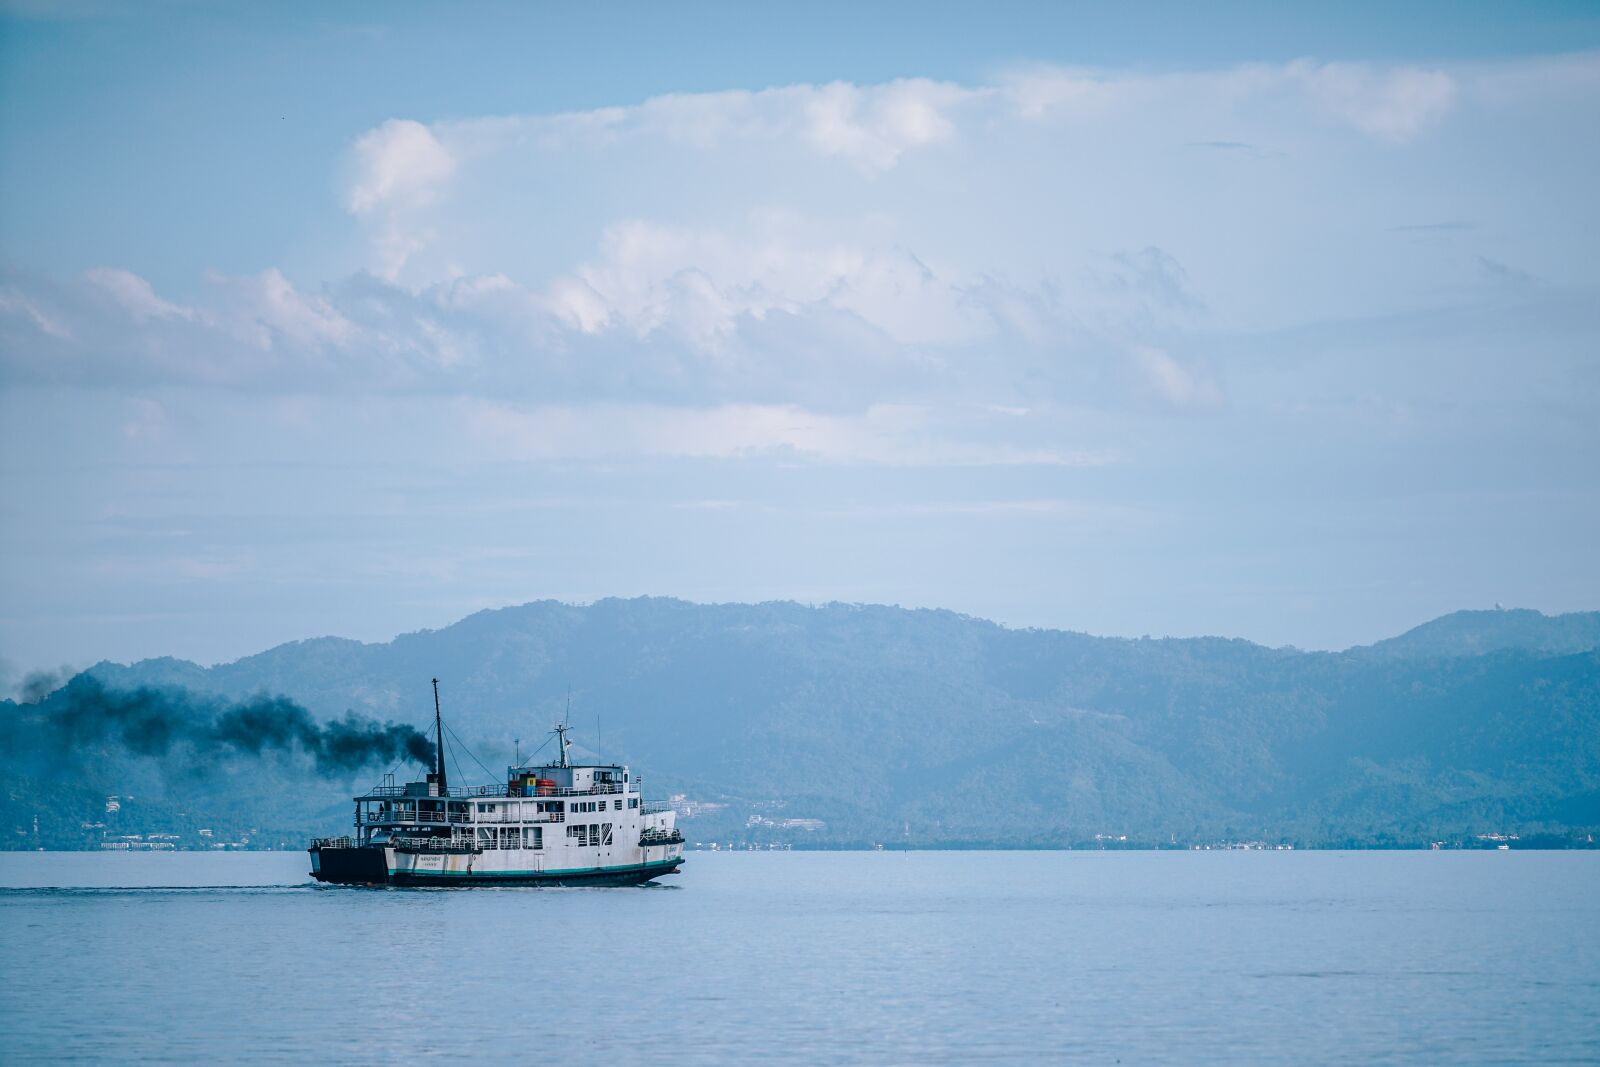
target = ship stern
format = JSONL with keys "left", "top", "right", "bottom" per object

{"left": 308, "top": 839, "right": 391, "bottom": 885}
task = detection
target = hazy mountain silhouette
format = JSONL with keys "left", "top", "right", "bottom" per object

{"left": 7, "top": 599, "right": 1598, "bottom": 848}
{"left": 1358, "top": 607, "right": 1600, "bottom": 661}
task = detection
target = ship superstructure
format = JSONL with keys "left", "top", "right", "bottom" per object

{"left": 309, "top": 681, "right": 684, "bottom": 887}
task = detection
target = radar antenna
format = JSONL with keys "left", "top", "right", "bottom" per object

{"left": 553, "top": 721, "right": 572, "bottom": 769}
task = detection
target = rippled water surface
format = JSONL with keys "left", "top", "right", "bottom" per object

{"left": 2, "top": 850, "right": 1597, "bottom": 1064}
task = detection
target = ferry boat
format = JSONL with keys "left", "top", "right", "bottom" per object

{"left": 309, "top": 681, "right": 684, "bottom": 887}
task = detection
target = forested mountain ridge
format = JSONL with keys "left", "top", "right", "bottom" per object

{"left": 1357, "top": 607, "right": 1600, "bottom": 661}
{"left": 6, "top": 600, "right": 1599, "bottom": 849}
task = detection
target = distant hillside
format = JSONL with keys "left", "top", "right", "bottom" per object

{"left": 1359, "top": 608, "right": 1600, "bottom": 661}
{"left": 5, "top": 599, "right": 1598, "bottom": 849}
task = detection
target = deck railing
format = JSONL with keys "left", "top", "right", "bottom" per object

{"left": 393, "top": 837, "right": 479, "bottom": 853}
{"left": 356, "top": 810, "right": 568, "bottom": 827}
{"left": 358, "top": 782, "right": 628, "bottom": 801}
{"left": 496, "top": 783, "right": 627, "bottom": 798}
{"left": 310, "top": 836, "right": 353, "bottom": 850}
{"left": 355, "top": 810, "right": 472, "bottom": 826}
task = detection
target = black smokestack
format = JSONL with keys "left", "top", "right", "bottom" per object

{"left": 25, "top": 674, "right": 435, "bottom": 775}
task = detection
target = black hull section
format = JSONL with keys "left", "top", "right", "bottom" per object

{"left": 309, "top": 847, "right": 682, "bottom": 888}
{"left": 309, "top": 845, "right": 389, "bottom": 886}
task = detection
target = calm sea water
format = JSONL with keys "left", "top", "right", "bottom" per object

{"left": 1, "top": 850, "right": 1596, "bottom": 1065}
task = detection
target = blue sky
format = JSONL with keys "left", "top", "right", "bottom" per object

{"left": 2, "top": 2, "right": 1599, "bottom": 673}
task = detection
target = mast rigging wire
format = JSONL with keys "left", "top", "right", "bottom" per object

{"left": 443, "top": 719, "right": 498, "bottom": 784}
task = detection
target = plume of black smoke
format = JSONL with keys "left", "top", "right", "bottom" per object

{"left": 19, "top": 666, "right": 75, "bottom": 704}
{"left": 29, "top": 674, "right": 435, "bottom": 775}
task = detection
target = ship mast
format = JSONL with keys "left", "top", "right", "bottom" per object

{"left": 554, "top": 721, "right": 572, "bottom": 769}
{"left": 432, "top": 677, "right": 447, "bottom": 795}
{"left": 554, "top": 686, "right": 572, "bottom": 768}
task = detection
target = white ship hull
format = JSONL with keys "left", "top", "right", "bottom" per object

{"left": 311, "top": 844, "right": 683, "bottom": 887}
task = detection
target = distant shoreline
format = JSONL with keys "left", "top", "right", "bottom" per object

{"left": 6, "top": 842, "right": 1598, "bottom": 854}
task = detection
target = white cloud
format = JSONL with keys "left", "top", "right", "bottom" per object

{"left": 538, "top": 217, "right": 995, "bottom": 352}
{"left": 1001, "top": 59, "right": 1456, "bottom": 141}
{"left": 345, "top": 118, "right": 456, "bottom": 216}
{"left": 1129, "top": 346, "right": 1223, "bottom": 411}
{"left": 5, "top": 53, "right": 1592, "bottom": 417}
{"left": 214, "top": 268, "right": 357, "bottom": 351}
{"left": 820, "top": 498, "right": 1144, "bottom": 521}
{"left": 800, "top": 78, "right": 972, "bottom": 172}
{"left": 85, "top": 267, "right": 196, "bottom": 322}
{"left": 344, "top": 119, "right": 458, "bottom": 279}
{"left": 367, "top": 224, "right": 433, "bottom": 284}
{"left": 1003, "top": 68, "right": 1127, "bottom": 120}
{"left": 439, "top": 78, "right": 977, "bottom": 175}
{"left": 459, "top": 399, "right": 1114, "bottom": 467}
{"left": 0, "top": 284, "right": 73, "bottom": 340}
{"left": 325, "top": 55, "right": 1514, "bottom": 305}
{"left": 1290, "top": 61, "right": 1456, "bottom": 142}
